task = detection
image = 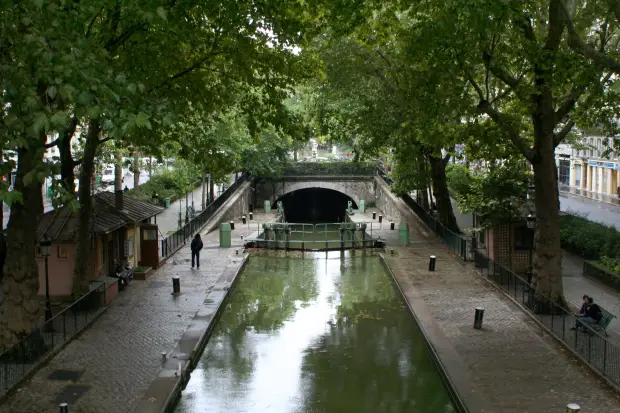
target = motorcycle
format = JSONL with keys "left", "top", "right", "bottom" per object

{"left": 113, "top": 260, "right": 133, "bottom": 291}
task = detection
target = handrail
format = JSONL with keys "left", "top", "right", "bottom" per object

{"left": 0, "top": 281, "right": 107, "bottom": 396}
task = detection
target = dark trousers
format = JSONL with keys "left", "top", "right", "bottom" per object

{"left": 191, "top": 251, "right": 200, "bottom": 268}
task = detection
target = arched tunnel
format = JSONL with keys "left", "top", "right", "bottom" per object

{"left": 277, "top": 188, "right": 357, "bottom": 223}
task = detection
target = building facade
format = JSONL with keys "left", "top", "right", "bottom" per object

{"left": 555, "top": 135, "right": 620, "bottom": 197}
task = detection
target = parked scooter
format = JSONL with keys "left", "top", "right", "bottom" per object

{"left": 113, "top": 260, "right": 133, "bottom": 291}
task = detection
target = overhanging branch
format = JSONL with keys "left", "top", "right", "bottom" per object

{"left": 477, "top": 100, "right": 534, "bottom": 161}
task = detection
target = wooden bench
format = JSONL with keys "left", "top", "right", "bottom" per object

{"left": 582, "top": 307, "right": 616, "bottom": 337}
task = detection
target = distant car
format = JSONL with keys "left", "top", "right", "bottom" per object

{"left": 101, "top": 167, "right": 114, "bottom": 185}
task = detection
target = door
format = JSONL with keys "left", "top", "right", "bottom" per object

{"left": 107, "top": 240, "right": 115, "bottom": 277}
{"left": 140, "top": 224, "right": 159, "bottom": 268}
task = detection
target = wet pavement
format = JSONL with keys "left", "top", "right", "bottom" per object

{"left": 0, "top": 211, "right": 274, "bottom": 413}
{"left": 175, "top": 252, "right": 455, "bottom": 413}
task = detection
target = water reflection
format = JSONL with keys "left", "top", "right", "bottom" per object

{"left": 175, "top": 252, "right": 455, "bottom": 413}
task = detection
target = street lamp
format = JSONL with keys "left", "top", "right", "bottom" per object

{"left": 40, "top": 235, "right": 53, "bottom": 325}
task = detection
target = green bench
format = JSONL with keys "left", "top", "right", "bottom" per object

{"left": 582, "top": 307, "right": 615, "bottom": 337}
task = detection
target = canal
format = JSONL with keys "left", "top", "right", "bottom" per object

{"left": 174, "top": 252, "right": 457, "bottom": 413}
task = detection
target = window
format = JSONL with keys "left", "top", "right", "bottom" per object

{"left": 35, "top": 246, "right": 42, "bottom": 257}
{"left": 143, "top": 229, "right": 157, "bottom": 241}
{"left": 57, "top": 245, "right": 68, "bottom": 259}
{"left": 478, "top": 230, "right": 485, "bottom": 246}
{"left": 514, "top": 227, "right": 534, "bottom": 250}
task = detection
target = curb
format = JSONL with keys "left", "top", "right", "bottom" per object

{"left": 134, "top": 254, "right": 249, "bottom": 413}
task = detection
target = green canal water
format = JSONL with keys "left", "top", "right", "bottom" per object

{"left": 175, "top": 252, "right": 456, "bottom": 413}
{"left": 256, "top": 230, "right": 376, "bottom": 250}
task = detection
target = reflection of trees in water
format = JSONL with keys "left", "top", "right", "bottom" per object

{"left": 199, "top": 257, "right": 319, "bottom": 388}
{"left": 297, "top": 258, "right": 456, "bottom": 413}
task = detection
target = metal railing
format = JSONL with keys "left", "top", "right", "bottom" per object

{"left": 160, "top": 173, "right": 249, "bottom": 258}
{"left": 283, "top": 162, "right": 377, "bottom": 176}
{"left": 376, "top": 168, "right": 472, "bottom": 261}
{"left": 474, "top": 251, "right": 620, "bottom": 389}
{"left": 0, "top": 281, "right": 107, "bottom": 397}
{"left": 245, "top": 222, "right": 384, "bottom": 251}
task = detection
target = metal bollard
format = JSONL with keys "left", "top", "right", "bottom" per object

{"left": 390, "top": 222, "right": 395, "bottom": 230}
{"left": 59, "top": 403, "right": 69, "bottom": 413}
{"left": 428, "top": 255, "right": 436, "bottom": 271}
{"left": 172, "top": 276, "right": 180, "bottom": 294}
{"left": 236, "top": 249, "right": 239, "bottom": 255}
{"left": 249, "top": 212, "right": 253, "bottom": 220}
{"left": 230, "top": 220, "right": 235, "bottom": 230}
{"left": 566, "top": 404, "right": 580, "bottom": 413}
{"left": 161, "top": 352, "right": 168, "bottom": 362}
{"left": 372, "top": 212, "right": 377, "bottom": 220}
{"left": 473, "top": 308, "right": 484, "bottom": 329}
{"left": 379, "top": 215, "right": 383, "bottom": 223}
{"left": 390, "top": 249, "right": 394, "bottom": 255}
{"left": 242, "top": 215, "right": 246, "bottom": 224}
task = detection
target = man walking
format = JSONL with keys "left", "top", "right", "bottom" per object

{"left": 190, "top": 233, "right": 203, "bottom": 269}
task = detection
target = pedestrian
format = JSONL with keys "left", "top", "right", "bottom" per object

{"left": 190, "top": 233, "right": 203, "bottom": 269}
{"left": 575, "top": 294, "right": 589, "bottom": 316}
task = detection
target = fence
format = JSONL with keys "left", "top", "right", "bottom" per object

{"left": 474, "top": 251, "right": 620, "bottom": 389}
{"left": 583, "top": 261, "right": 620, "bottom": 292}
{"left": 283, "top": 162, "right": 377, "bottom": 176}
{"left": 376, "top": 168, "right": 472, "bottom": 261}
{"left": 160, "top": 173, "right": 249, "bottom": 258}
{"left": 0, "top": 281, "right": 107, "bottom": 397}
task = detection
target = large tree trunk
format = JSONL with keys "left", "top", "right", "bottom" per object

{"left": 428, "top": 154, "right": 460, "bottom": 233}
{"left": 421, "top": 187, "right": 429, "bottom": 211}
{"left": 73, "top": 121, "right": 101, "bottom": 294}
{"left": 59, "top": 117, "right": 78, "bottom": 197}
{"left": 133, "top": 150, "right": 140, "bottom": 191}
{"left": 0, "top": 138, "right": 45, "bottom": 348}
{"left": 531, "top": 139, "right": 566, "bottom": 308}
{"left": 115, "top": 152, "right": 123, "bottom": 193}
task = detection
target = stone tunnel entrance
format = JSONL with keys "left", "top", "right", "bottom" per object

{"left": 277, "top": 188, "right": 358, "bottom": 223}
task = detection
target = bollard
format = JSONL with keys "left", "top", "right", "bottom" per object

{"left": 59, "top": 403, "right": 69, "bottom": 413}
{"left": 379, "top": 215, "right": 383, "bottom": 223}
{"left": 161, "top": 352, "right": 168, "bottom": 362}
{"left": 473, "top": 307, "right": 484, "bottom": 329}
{"left": 172, "top": 276, "right": 180, "bottom": 294}
{"left": 236, "top": 249, "right": 239, "bottom": 255}
{"left": 249, "top": 212, "right": 253, "bottom": 220}
{"left": 566, "top": 404, "right": 580, "bottom": 413}
{"left": 229, "top": 220, "right": 235, "bottom": 230}
{"left": 390, "top": 249, "right": 394, "bottom": 255}
{"left": 428, "top": 255, "right": 436, "bottom": 271}
{"left": 372, "top": 211, "right": 377, "bottom": 220}
{"left": 242, "top": 215, "right": 246, "bottom": 224}
{"left": 390, "top": 222, "right": 395, "bottom": 230}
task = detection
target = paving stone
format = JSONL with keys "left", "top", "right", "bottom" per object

{"left": 0, "top": 212, "right": 271, "bottom": 413}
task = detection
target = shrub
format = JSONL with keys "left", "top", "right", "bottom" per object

{"left": 126, "top": 161, "right": 201, "bottom": 204}
{"left": 445, "top": 163, "right": 472, "bottom": 196}
{"left": 583, "top": 260, "right": 620, "bottom": 291}
{"left": 600, "top": 256, "right": 620, "bottom": 275}
{"left": 559, "top": 214, "right": 620, "bottom": 260}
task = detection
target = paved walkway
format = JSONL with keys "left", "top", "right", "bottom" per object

{"left": 350, "top": 207, "right": 620, "bottom": 411}
{"left": 0, "top": 210, "right": 273, "bottom": 413}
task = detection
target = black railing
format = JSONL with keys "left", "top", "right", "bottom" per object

{"left": 284, "top": 162, "right": 376, "bottom": 176}
{"left": 160, "top": 173, "right": 249, "bottom": 258}
{"left": 0, "top": 281, "right": 107, "bottom": 397}
{"left": 376, "top": 168, "right": 472, "bottom": 261}
{"left": 474, "top": 251, "right": 620, "bottom": 389}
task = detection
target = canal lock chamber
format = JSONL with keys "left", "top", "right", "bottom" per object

{"left": 173, "top": 252, "right": 462, "bottom": 413}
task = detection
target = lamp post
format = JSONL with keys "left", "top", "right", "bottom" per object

{"left": 40, "top": 235, "right": 53, "bottom": 325}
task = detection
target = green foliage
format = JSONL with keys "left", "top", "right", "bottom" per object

{"left": 455, "top": 161, "right": 531, "bottom": 227}
{"left": 126, "top": 161, "right": 200, "bottom": 203}
{"left": 584, "top": 260, "right": 620, "bottom": 292}
{"left": 559, "top": 215, "right": 620, "bottom": 260}
{"left": 599, "top": 257, "right": 620, "bottom": 276}
{"left": 445, "top": 164, "right": 472, "bottom": 196}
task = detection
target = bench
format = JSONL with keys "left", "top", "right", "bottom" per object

{"left": 581, "top": 307, "right": 615, "bottom": 337}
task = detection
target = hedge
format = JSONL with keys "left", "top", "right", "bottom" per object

{"left": 559, "top": 214, "right": 620, "bottom": 260}
{"left": 583, "top": 260, "right": 620, "bottom": 292}
{"left": 126, "top": 165, "right": 201, "bottom": 205}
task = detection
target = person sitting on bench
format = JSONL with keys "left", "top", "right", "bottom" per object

{"left": 575, "top": 294, "right": 589, "bottom": 316}
{"left": 571, "top": 297, "right": 602, "bottom": 331}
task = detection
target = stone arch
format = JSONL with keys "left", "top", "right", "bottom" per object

{"left": 274, "top": 180, "right": 365, "bottom": 207}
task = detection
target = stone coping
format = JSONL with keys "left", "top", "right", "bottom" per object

{"left": 134, "top": 254, "right": 249, "bottom": 413}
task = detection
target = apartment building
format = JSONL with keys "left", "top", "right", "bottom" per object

{"left": 556, "top": 135, "right": 620, "bottom": 196}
